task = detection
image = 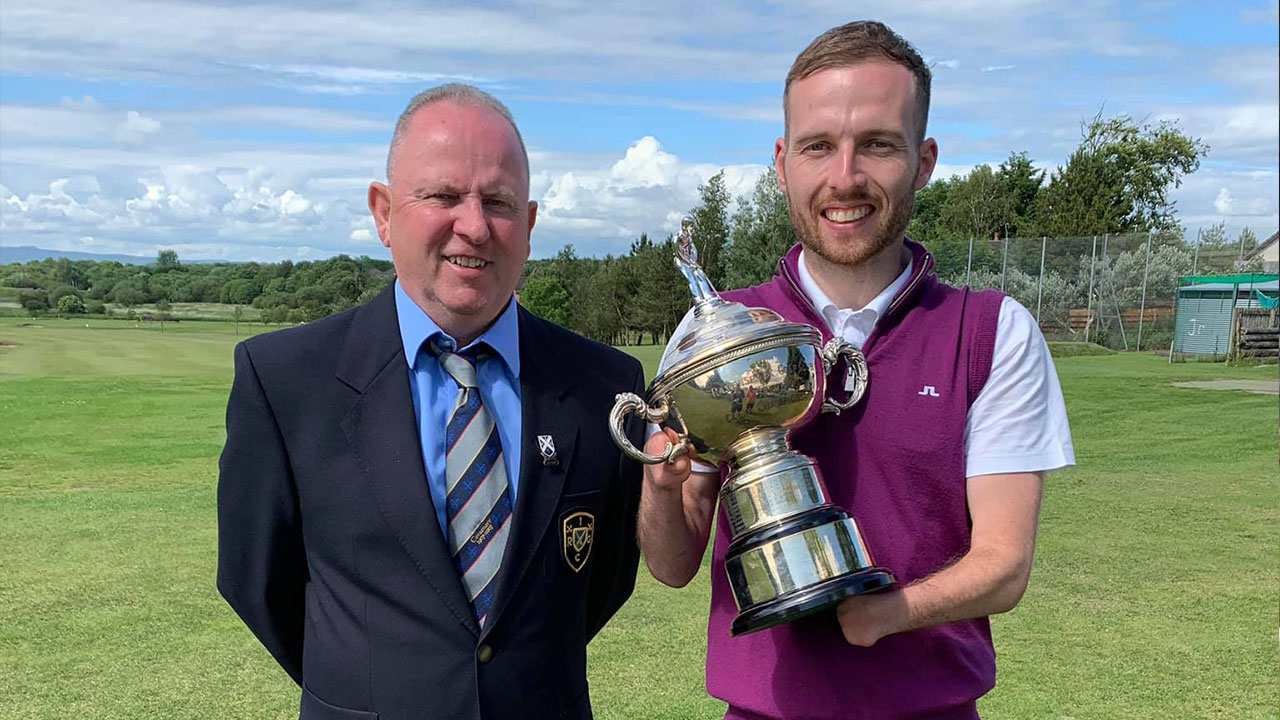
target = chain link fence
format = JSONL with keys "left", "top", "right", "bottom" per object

{"left": 933, "top": 232, "right": 1270, "bottom": 352}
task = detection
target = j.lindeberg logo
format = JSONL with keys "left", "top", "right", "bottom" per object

{"left": 917, "top": 385, "right": 940, "bottom": 397}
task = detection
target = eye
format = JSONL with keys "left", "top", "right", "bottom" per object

{"left": 423, "top": 192, "right": 459, "bottom": 204}
{"left": 483, "top": 197, "right": 516, "bottom": 211}
{"left": 802, "top": 140, "right": 832, "bottom": 153}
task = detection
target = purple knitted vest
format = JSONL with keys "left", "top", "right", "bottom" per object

{"left": 708, "top": 240, "right": 1003, "bottom": 720}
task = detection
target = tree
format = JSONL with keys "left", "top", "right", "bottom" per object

{"left": 688, "top": 171, "right": 732, "bottom": 288}
{"left": 996, "top": 151, "right": 1044, "bottom": 235}
{"left": 937, "top": 164, "right": 1016, "bottom": 242}
{"left": 905, "top": 177, "right": 953, "bottom": 241}
{"left": 20, "top": 290, "right": 48, "bottom": 316}
{"left": 721, "top": 168, "right": 794, "bottom": 290}
{"left": 1033, "top": 113, "right": 1207, "bottom": 236}
{"left": 155, "top": 249, "right": 180, "bottom": 272}
{"left": 626, "top": 234, "right": 687, "bottom": 343}
{"left": 56, "top": 294, "right": 85, "bottom": 315}
{"left": 519, "top": 274, "right": 572, "bottom": 327}
{"left": 109, "top": 280, "right": 147, "bottom": 308}
{"left": 576, "top": 258, "right": 632, "bottom": 344}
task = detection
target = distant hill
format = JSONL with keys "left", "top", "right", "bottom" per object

{"left": 0, "top": 245, "right": 222, "bottom": 265}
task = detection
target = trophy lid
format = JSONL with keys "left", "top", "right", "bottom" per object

{"left": 651, "top": 220, "right": 820, "bottom": 397}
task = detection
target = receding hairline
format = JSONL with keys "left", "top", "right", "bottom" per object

{"left": 385, "top": 83, "right": 530, "bottom": 185}
{"left": 782, "top": 21, "right": 932, "bottom": 143}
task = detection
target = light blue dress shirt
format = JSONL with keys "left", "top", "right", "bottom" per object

{"left": 393, "top": 280, "right": 523, "bottom": 540}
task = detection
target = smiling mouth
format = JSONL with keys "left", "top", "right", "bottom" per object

{"left": 822, "top": 206, "right": 873, "bottom": 224}
{"left": 446, "top": 255, "right": 489, "bottom": 269}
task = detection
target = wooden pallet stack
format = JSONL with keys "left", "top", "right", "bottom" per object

{"left": 1232, "top": 308, "right": 1279, "bottom": 360}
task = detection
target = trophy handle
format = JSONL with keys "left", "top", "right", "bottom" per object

{"left": 609, "top": 392, "right": 691, "bottom": 464}
{"left": 819, "top": 338, "right": 868, "bottom": 415}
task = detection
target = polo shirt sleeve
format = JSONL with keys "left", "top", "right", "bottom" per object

{"left": 964, "top": 296, "right": 1076, "bottom": 478}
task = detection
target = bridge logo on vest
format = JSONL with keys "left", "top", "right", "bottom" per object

{"left": 917, "top": 385, "right": 940, "bottom": 397}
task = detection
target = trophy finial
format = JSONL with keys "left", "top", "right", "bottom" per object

{"left": 675, "top": 216, "right": 718, "bottom": 305}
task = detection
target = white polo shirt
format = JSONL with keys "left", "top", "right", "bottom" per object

{"left": 794, "top": 250, "right": 1075, "bottom": 478}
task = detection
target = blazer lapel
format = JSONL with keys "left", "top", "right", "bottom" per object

{"left": 337, "top": 286, "right": 479, "bottom": 635}
{"left": 483, "top": 308, "right": 577, "bottom": 633}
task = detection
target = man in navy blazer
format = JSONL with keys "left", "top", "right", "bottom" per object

{"left": 217, "top": 84, "right": 645, "bottom": 720}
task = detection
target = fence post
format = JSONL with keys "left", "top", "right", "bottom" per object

{"left": 1035, "top": 235, "right": 1047, "bottom": 321}
{"left": 1191, "top": 227, "right": 1201, "bottom": 276}
{"left": 1000, "top": 233, "right": 1010, "bottom": 291}
{"left": 1085, "top": 235, "right": 1098, "bottom": 343}
{"left": 966, "top": 236, "right": 974, "bottom": 287}
{"left": 1136, "top": 231, "right": 1153, "bottom": 351}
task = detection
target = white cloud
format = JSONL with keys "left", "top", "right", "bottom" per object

{"left": 534, "top": 136, "right": 767, "bottom": 255}
{"left": 1214, "top": 187, "right": 1273, "bottom": 216}
{"left": 981, "top": 65, "right": 1016, "bottom": 73}
{"left": 610, "top": 137, "right": 680, "bottom": 188}
{"left": 114, "top": 110, "right": 162, "bottom": 149}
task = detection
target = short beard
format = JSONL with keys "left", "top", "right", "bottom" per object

{"left": 789, "top": 186, "right": 915, "bottom": 268}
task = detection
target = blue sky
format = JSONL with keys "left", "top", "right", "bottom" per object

{"left": 1, "top": 0, "right": 1276, "bottom": 262}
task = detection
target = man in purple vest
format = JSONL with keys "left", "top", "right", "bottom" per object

{"left": 638, "top": 21, "right": 1075, "bottom": 720}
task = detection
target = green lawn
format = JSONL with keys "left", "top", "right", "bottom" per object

{"left": 1, "top": 318, "right": 1276, "bottom": 719}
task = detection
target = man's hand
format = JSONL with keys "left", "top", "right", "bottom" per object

{"left": 636, "top": 427, "right": 720, "bottom": 588}
{"left": 836, "top": 590, "right": 907, "bottom": 647}
{"left": 642, "top": 427, "right": 694, "bottom": 492}
{"left": 835, "top": 472, "right": 1044, "bottom": 647}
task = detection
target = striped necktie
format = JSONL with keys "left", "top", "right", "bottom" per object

{"left": 430, "top": 338, "right": 513, "bottom": 625}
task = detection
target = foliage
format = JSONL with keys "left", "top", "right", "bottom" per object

{"left": 1032, "top": 113, "right": 1207, "bottom": 236}
{"left": 4, "top": 251, "right": 394, "bottom": 321}
{"left": 720, "top": 167, "right": 794, "bottom": 290}
{"left": 55, "top": 294, "right": 86, "bottom": 315}
{"left": 962, "top": 266, "right": 1082, "bottom": 330}
{"left": 519, "top": 274, "right": 573, "bottom": 327}
{"left": 686, "top": 171, "right": 732, "bottom": 288}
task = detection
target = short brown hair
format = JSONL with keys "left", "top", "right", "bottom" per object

{"left": 784, "top": 21, "right": 932, "bottom": 142}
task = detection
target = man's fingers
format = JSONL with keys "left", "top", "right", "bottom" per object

{"left": 642, "top": 427, "right": 693, "bottom": 489}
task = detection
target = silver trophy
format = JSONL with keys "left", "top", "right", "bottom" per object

{"left": 609, "top": 219, "right": 894, "bottom": 636}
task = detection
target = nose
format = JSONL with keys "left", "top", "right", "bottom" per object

{"left": 829, "top": 145, "right": 868, "bottom": 193}
{"left": 453, "top": 196, "right": 490, "bottom": 244}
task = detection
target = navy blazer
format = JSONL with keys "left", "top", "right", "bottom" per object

{"left": 217, "top": 286, "right": 645, "bottom": 720}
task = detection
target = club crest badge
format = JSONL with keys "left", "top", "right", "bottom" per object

{"left": 538, "top": 434, "right": 558, "bottom": 466}
{"left": 561, "top": 511, "right": 595, "bottom": 573}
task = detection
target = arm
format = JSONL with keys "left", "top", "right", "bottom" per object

{"left": 216, "top": 342, "right": 308, "bottom": 684}
{"left": 636, "top": 428, "right": 721, "bottom": 588}
{"left": 836, "top": 471, "right": 1043, "bottom": 646}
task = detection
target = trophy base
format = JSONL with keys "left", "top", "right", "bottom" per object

{"left": 730, "top": 567, "right": 895, "bottom": 636}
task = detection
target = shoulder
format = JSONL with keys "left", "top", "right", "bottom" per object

{"left": 721, "top": 274, "right": 788, "bottom": 308}
{"left": 233, "top": 300, "right": 378, "bottom": 391}
{"left": 992, "top": 296, "right": 1046, "bottom": 361}
{"left": 519, "top": 309, "right": 642, "bottom": 383}
{"left": 240, "top": 304, "right": 359, "bottom": 363}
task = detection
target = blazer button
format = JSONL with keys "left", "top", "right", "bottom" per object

{"left": 477, "top": 644, "right": 494, "bottom": 664}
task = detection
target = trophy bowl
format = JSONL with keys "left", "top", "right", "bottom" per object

{"left": 608, "top": 221, "right": 895, "bottom": 636}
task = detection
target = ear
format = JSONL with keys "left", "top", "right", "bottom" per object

{"left": 914, "top": 138, "right": 938, "bottom": 191}
{"left": 524, "top": 201, "right": 537, "bottom": 260}
{"left": 773, "top": 137, "right": 788, "bottom": 194}
{"left": 368, "top": 182, "right": 392, "bottom": 247}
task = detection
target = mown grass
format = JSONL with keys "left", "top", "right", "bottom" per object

{"left": 1, "top": 318, "right": 1276, "bottom": 719}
